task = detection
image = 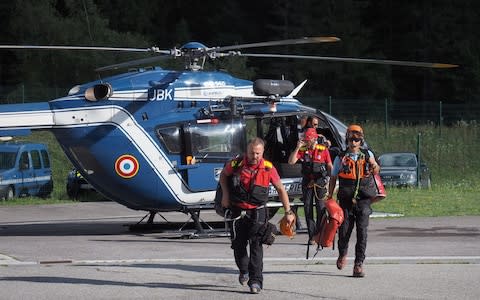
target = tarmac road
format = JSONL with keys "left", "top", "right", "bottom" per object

{"left": 0, "top": 202, "right": 479, "bottom": 299}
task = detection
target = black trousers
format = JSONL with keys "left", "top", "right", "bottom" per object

{"left": 302, "top": 177, "right": 328, "bottom": 240}
{"left": 230, "top": 207, "right": 267, "bottom": 287}
{"left": 337, "top": 198, "right": 372, "bottom": 265}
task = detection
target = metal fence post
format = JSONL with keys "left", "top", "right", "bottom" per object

{"left": 384, "top": 98, "right": 388, "bottom": 138}
{"left": 328, "top": 96, "right": 332, "bottom": 115}
{"left": 416, "top": 132, "right": 421, "bottom": 188}
{"left": 439, "top": 101, "right": 443, "bottom": 137}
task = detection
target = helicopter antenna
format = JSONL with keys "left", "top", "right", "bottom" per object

{"left": 82, "top": 0, "right": 94, "bottom": 45}
{"left": 288, "top": 80, "right": 308, "bottom": 97}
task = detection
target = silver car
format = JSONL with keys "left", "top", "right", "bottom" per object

{"left": 378, "top": 152, "right": 432, "bottom": 188}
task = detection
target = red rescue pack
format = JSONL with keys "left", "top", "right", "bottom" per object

{"left": 372, "top": 173, "right": 386, "bottom": 203}
{"left": 313, "top": 198, "right": 344, "bottom": 248}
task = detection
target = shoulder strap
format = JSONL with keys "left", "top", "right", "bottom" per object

{"left": 263, "top": 159, "right": 273, "bottom": 170}
{"left": 230, "top": 155, "right": 244, "bottom": 170}
{"left": 360, "top": 148, "right": 370, "bottom": 160}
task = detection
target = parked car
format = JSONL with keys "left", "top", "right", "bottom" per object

{"left": 0, "top": 142, "right": 53, "bottom": 200}
{"left": 378, "top": 152, "right": 431, "bottom": 188}
{"left": 66, "top": 169, "right": 95, "bottom": 199}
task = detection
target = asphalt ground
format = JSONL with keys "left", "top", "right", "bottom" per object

{"left": 0, "top": 202, "right": 479, "bottom": 299}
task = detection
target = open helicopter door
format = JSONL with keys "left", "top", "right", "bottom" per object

{"left": 180, "top": 119, "right": 246, "bottom": 192}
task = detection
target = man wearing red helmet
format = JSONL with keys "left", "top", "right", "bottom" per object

{"left": 288, "top": 127, "right": 332, "bottom": 244}
{"left": 328, "top": 124, "right": 380, "bottom": 277}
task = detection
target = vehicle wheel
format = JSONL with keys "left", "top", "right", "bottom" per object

{"left": 425, "top": 177, "right": 432, "bottom": 189}
{"left": 39, "top": 181, "right": 53, "bottom": 198}
{"left": 420, "top": 176, "right": 432, "bottom": 189}
{"left": 5, "top": 187, "right": 14, "bottom": 200}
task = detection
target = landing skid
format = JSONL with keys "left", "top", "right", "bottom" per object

{"left": 128, "top": 209, "right": 230, "bottom": 239}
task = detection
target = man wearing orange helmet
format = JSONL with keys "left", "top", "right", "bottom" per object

{"left": 327, "top": 124, "right": 380, "bottom": 277}
{"left": 220, "top": 137, "right": 294, "bottom": 294}
{"left": 288, "top": 127, "right": 332, "bottom": 244}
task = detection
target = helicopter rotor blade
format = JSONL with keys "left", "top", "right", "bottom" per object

{"left": 94, "top": 55, "right": 172, "bottom": 72}
{"left": 0, "top": 45, "right": 172, "bottom": 54}
{"left": 239, "top": 53, "right": 458, "bottom": 68}
{"left": 213, "top": 36, "right": 340, "bottom": 53}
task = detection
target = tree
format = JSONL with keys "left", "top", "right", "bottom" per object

{"left": 3, "top": 0, "right": 148, "bottom": 101}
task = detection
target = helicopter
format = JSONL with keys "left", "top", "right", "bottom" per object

{"left": 0, "top": 37, "right": 457, "bottom": 233}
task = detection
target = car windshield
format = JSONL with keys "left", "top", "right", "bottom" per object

{"left": 379, "top": 153, "right": 417, "bottom": 167}
{"left": 0, "top": 152, "right": 17, "bottom": 169}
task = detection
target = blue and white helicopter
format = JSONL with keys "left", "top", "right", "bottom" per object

{"left": 0, "top": 37, "right": 456, "bottom": 232}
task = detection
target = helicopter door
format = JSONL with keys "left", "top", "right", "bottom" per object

{"left": 182, "top": 119, "right": 245, "bottom": 192}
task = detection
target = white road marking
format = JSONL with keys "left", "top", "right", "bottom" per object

{"left": 2, "top": 255, "right": 479, "bottom": 266}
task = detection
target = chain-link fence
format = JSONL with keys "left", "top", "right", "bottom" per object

{"left": 0, "top": 85, "right": 69, "bottom": 104}
{"left": 300, "top": 96, "right": 479, "bottom": 126}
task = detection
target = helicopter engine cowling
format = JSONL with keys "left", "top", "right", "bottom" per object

{"left": 253, "top": 79, "right": 294, "bottom": 97}
{"left": 85, "top": 83, "right": 113, "bottom": 101}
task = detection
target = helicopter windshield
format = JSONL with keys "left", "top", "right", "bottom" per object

{"left": 189, "top": 122, "right": 244, "bottom": 157}
{"left": 157, "top": 126, "right": 181, "bottom": 154}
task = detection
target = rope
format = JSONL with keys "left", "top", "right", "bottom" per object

{"left": 307, "top": 179, "right": 327, "bottom": 201}
{"left": 352, "top": 152, "right": 365, "bottom": 205}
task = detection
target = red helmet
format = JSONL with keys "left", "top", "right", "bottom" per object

{"left": 304, "top": 128, "right": 318, "bottom": 140}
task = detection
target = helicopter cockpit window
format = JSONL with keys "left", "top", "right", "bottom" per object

{"left": 189, "top": 122, "right": 244, "bottom": 162}
{"left": 157, "top": 126, "right": 181, "bottom": 154}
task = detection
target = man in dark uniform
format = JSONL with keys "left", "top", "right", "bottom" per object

{"left": 327, "top": 125, "right": 380, "bottom": 277}
{"left": 220, "top": 137, "right": 294, "bottom": 294}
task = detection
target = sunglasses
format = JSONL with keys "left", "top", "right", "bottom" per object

{"left": 349, "top": 137, "right": 362, "bottom": 142}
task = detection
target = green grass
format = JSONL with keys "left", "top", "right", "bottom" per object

{"left": 372, "top": 184, "right": 480, "bottom": 217}
{"left": 1, "top": 124, "right": 479, "bottom": 217}
{"left": 362, "top": 122, "right": 480, "bottom": 217}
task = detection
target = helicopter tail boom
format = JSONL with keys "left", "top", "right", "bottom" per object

{"left": 0, "top": 102, "right": 54, "bottom": 135}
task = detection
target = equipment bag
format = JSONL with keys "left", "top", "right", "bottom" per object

{"left": 313, "top": 198, "right": 344, "bottom": 248}
{"left": 257, "top": 222, "right": 278, "bottom": 245}
{"left": 372, "top": 173, "right": 387, "bottom": 203}
{"left": 214, "top": 183, "right": 225, "bottom": 217}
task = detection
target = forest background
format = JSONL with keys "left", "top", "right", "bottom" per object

{"left": 0, "top": 0, "right": 479, "bottom": 108}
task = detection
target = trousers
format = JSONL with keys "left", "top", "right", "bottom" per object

{"left": 230, "top": 206, "right": 267, "bottom": 287}
{"left": 337, "top": 198, "right": 372, "bottom": 265}
{"left": 301, "top": 177, "right": 328, "bottom": 240}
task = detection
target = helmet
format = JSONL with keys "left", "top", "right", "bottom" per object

{"left": 346, "top": 124, "right": 364, "bottom": 139}
{"left": 347, "top": 124, "right": 363, "bottom": 134}
{"left": 279, "top": 215, "right": 296, "bottom": 239}
{"left": 304, "top": 128, "right": 318, "bottom": 141}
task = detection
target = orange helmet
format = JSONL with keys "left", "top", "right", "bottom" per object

{"left": 347, "top": 124, "right": 363, "bottom": 134}
{"left": 279, "top": 215, "right": 296, "bottom": 239}
{"left": 346, "top": 124, "right": 364, "bottom": 138}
